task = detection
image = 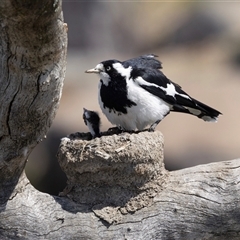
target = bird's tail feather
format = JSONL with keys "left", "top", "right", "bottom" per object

{"left": 189, "top": 98, "right": 221, "bottom": 122}
{"left": 172, "top": 99, "right": 221, "bottom": 122}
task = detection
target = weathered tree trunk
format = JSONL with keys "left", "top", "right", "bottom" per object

{"left": 1, "top": 130, "right": 240, "bottom": 239}
{"left": 0, "top": 0, "right": 67, "bottom": 202}
{"left": 1, "top": 1, "right": 240, "bottom": 239}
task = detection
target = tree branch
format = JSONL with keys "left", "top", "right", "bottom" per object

{"left": 0, "top": 0, "right": 67, "bottom": 202}
{"left": 0, "top": 1, "right": 239, "bottom": 239}
{"left": 1, "top": 130, "right": 240, "bottom": 239}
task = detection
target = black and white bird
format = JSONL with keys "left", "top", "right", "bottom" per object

{"left": 85, "top": 54, "right": 221, "bottom": 132}
{"left": 83, "top": 108, "right": 101, "bottom": 138}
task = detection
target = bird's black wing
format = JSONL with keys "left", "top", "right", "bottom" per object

{"left": 123, "top": 54, "right": 162, "bottom": 70}
{"left": 132, "top": 68, "right": 219, "bottom": 114}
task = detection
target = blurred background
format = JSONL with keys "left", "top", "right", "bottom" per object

{"left": 25, "top": 1, "right": 240, "bottom": 195}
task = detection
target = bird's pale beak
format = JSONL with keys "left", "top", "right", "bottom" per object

{"left": 85, "top": 68, "right": 100, "bottom": 73}
{"left": 85, "top": 63, "right": 103, "bottom": 74}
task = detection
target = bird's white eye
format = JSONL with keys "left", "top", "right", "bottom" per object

{"left": 106, "top": 66, "right": 111, "bottom": 71}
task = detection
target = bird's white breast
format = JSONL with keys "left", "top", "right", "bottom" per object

{"left": 98, "top": 77, "right": 170, "bottom": 131}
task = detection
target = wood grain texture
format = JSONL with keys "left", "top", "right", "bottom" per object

{"left": 0, "top": 1, "right": 240, "bottom": 239}
{"left": 1, "top": 139, "right": 240, "bottom": 239}
{"left": 0, "top": 0, "right": 67, "bottom": 202}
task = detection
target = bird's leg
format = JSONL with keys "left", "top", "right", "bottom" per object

{"left": 148, "top": 112, "right": 170, "bottom": 132}
{"left": 148, "top": 120, "right": 161, "bottom": 132}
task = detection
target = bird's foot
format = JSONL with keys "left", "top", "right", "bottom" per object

{"left": 122, "top": 129, "right": 136, "bottom": 134}
{"left": 107, "top": 126, "right": 124, "bottom": 134}
{"left": 108, "top": 126, "right": 138, "bottom": 135}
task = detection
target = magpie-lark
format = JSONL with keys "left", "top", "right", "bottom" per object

{"left": 86, "top": 54, "right": 221, "bottom": 132}
{"left": 83, "top": 108, "right": 101, "bottom": 138}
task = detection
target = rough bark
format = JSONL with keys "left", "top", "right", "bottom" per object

{"left": 1, "top": 130, "right": 240, "bottom": 239}
{"left": 0, "top": 0, "right": 67, "bottom": 203}
{"left": 1, "top": 1, "right": 240, "bottom": 239}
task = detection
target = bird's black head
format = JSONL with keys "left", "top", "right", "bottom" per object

{"left": 86, "top": 59, "right": 132, "bottom": 86}
{"left": 100, "top": 59, "right": 121, "bottom": 78}
{"left": 86, "top": 59, "right": 120, "bottom": 74}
